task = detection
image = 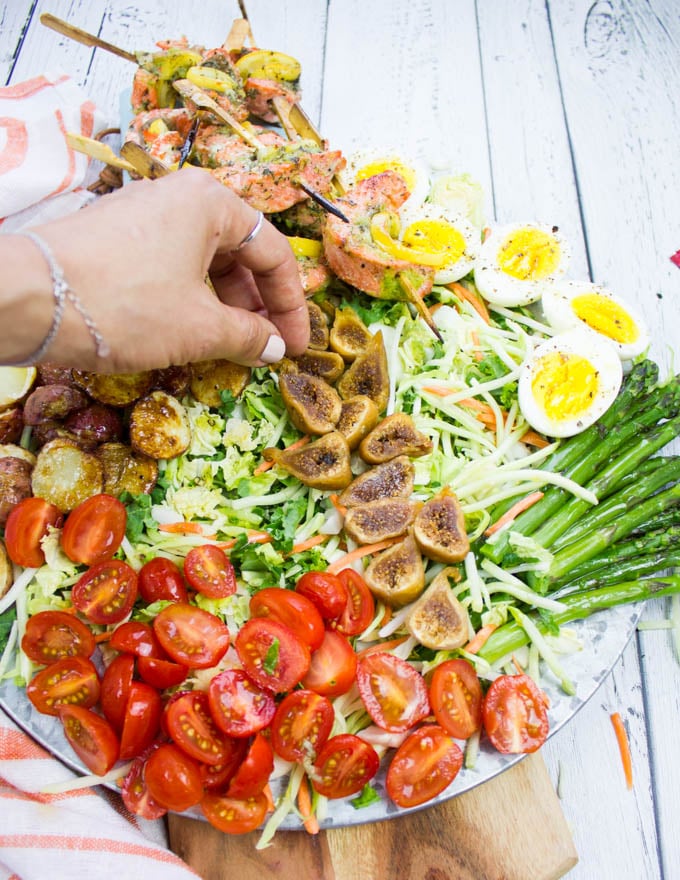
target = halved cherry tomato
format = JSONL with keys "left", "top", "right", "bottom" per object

{"left": 138, "top": 556, "right": 188, "bottom": 604}
{"left": 137, "top": 655, "right": 188, "bottom": 690}
{"left": 270, "top": 689, "right": 334, "bottom": 762}
{"left": 483, "top": 674, "right": 549, "bottom": 754}
{"left": 70, "top": 560, "right": 138, "bottom": 625}
{"left": 4, "top": 497, "right": 62, "bottom": 568}
{"left": 234, "top": 618, "right": 310, "bottom": 693}
{"left": 295, "top": 570, "right": 348, "bottom": 619}
{"left": 386, "top": 724, "right": 463, "bottom": 807}
{"left": 100, "top": 653, "right": 134, "bottom": 733}
{"left": 356, "top": 652, "right": 431, "bottom": 733}
{"left": 208, "top": 668, "right": 276, "bottom": 738}
{"left": 110, "top": 620, "right": 163, "bottom": 658}
{"left": 144, "top": 742, "right": 204, "bottom": 811}
{"left": 199, "top": 739, "right": 249, "bottom": 793}
{"left": 153, "top": 603, "right": 230, "bottom": 669}
{"left": 119, "top": 681, "right": 162, "bottom": 761}
{"left": 21, "top": 610, "right": 95, "bottom": 664}
{"left": 121, "top": 749, "right": 168, "bottom": 819}
{"left": 201, "top": 791, "right": 269, "bottom": 834}
{"left": 58, "top": 705, "right": 120, "bottom": 776}
{"left": 301, "top": 630, "right": 357, "bottom": 697}
{"left": 61, "top": 494, "right": 126, "bottom": 566}
{"left": 333, "top": 569, "right": 375, "bottom": 636}
{"left": 312, "top": 733, "right": 380, "bottom": 799}
{"left": 249, "top": 587, "right": 325, "bottom": 651}
{"left": 184, "top": 545, "right": 237, "bottom": 599}
{"left": 165, "top": 690, "right": 233, "bottom": 765}
{"left": 225, "top": 732, "right": 274, "bottom": 798}
{"left": 429, "top": 658, "right": 483, "bottom": 740}
{"left": 26, "top": 655, "right": 100, "bottom": 717}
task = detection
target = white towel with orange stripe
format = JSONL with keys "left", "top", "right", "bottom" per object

{"left": 0, "top": 72, "right": 102, "bottom": 233}
{"left": 0, "top": 709, "right": 200, "bottom": 880}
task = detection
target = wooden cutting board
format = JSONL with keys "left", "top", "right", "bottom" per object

{"left": 168, "top": 752, "right": 577, "bottom": 880}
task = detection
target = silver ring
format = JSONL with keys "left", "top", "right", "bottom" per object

{"left": 235, "top": 211, "right": 264, "bottom": 251}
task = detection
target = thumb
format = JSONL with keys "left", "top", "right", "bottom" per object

{"left": 196, "top": 298, "right": 287, "bottom": 367}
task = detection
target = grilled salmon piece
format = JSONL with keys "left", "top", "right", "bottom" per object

{"left": 245, "top": 77, "right": 300, "bottom": 122}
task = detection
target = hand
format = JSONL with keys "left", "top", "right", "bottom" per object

{"left": 17, "top": 167, "right": 310, "bottom": 372}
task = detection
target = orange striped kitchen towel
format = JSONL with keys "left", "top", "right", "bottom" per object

{"left": 0, "top": 72, "right": 103, "bottom": 232}
{"left": 0, "top": 708, "right": 200, "bottom": 880}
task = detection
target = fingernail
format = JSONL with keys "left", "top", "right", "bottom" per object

{"left": 260, "top": 335, "right": 286, "bottom": 364}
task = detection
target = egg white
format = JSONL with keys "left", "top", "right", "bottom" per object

{"left": 339, "top": 147, "right": 430, "bottom": 214}
{"left": 398, "top": 203, "right": 481, "bottom": 283}
{"left": 541, "top": 280, "right": 649, "bottom": 361}
{"left": 475, "top": 223, "right": 570, "bottom": 307}
{"left": 518, "top": 328, "right": 623, "bottom": 438}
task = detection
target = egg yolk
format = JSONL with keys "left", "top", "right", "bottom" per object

{"left": 498, "top": 228, "right": 561, "bottom": 280}
{"left": 571, "top": 294, "right": 639, "bottom": 344}
{"left": 401, "top": 219, "right": 467, "bottom": 261}
{"left": 356, "top": 158, "right": 418, "bottom": 193}
{"left": 531, "top": 351, "right": 599, "bottom": 421}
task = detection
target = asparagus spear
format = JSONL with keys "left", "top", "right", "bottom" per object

{"left": 477, "top": 576, "right": 680, "bottom": 665}
{"left": 556, "top": 548, "right": 680, "bottom": 593}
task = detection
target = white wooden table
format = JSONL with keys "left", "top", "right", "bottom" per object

{"left": 3, "top": 1, "right": 679, "bottom": 877}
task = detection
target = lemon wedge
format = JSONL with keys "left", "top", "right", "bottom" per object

{"left": 0, "top": 366, "right": 37, "bottom": 408}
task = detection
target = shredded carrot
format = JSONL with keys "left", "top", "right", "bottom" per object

{"left": 254, "top": 434, "right": 311, "bottom": 474}
{"left": 520, "top": 429, "right": 550, "bottom": 449}
{"left": 484, "top": 491, "right": 545, "bottom": 537}
{"left": 357, "top": 635, "right": 409, "bottom": 657}
{"left": 380, "top": 604, "right": 393, "bottom": 628}
{"left": 422, "top": 384, "right": 455, "bottom": 397}
{"left": 329, "top": 493, "right": 348, "bottom": 516}
{"left": 94, "top": 631, "right": 113, "bottom": 643}
{"left": 482, "top": 227, "right": 492, "bottom": 242}
{"left": 464, "top": 623, "right": 498, "bottom": 654}
{"left": 263, "top": 783, "right": 275, "bottom": 812}
{"left": 253, "top": 459, "right": 274, "bottom": 475}
{"left": 59, "top": 605, "right": 80, "bottom": 616}
{"left": 217, "top": 530, "right": 271, "bottom": 550}
{"left": 158, "top": 521, "right": 215, "bottom": 538}
{"left": 326, "top": 538, "right": 400, "bottom": 575}
{"left": 511, "top": 654, "right": 525, "bottom": 675}
{"left": 470, "top": 329, "right": 484, "bottom": 362}
{"left": 611, "top": 712, "right": 633, "bottom": 789}
{"left": 447, "top": 281, "right": 491, "bottom": 324}
{"left": 297, "top": 776, "right": 319, "bottom": 835}
{"left": 290, "top": 534, "right": 329, "bottom": 555}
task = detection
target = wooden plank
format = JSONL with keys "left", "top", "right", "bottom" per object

{"left": 0, "top": 0, "right": 34, "bottom": 85}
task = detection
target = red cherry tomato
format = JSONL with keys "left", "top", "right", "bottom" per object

{"left": 58, "top": 705, "right": 120, "bottom": 776}
{"left": 165, "top": 691, "right": 234, "bottom": 766}
{"left": 429, "top": 659, "right": 483, "bottom": 740}
{"left": 26, "top": 655, "right": 100, "bottom": 717}
{"left": 199, "top": 739, "right": 249, "bottom": 793}
{"left": 70, "top": 560, "right": 138, "bottom": 625}
{"left": 225, "top": 732, "right": 274, "bottom": 798}
{"left": 183, "top": 545, "right": 237, "bottom": 599}
{"left": 100, "top": 653, "right": 134, "bottom": 733}
{"left": 4, "top": 497, "right": 62, "bottom": 568}
{"left": 301, "top": 630, "right": 357, "bottom": 697}
{"left": 270, "top": 689, "right": 334, "bottom": 762}
{"left": 153, "top": 603, "right": 230, "bottom": 669}
{"left": 119, "top": 681, "right": 162, "bottom": 761}
{"left": 61, "top": 494, "right": 126, "bottom": 566}
{"left": 110, "top": 620, "right": 163, "bottom": 658}
{"left": 249, "top": 587, "right": 325, "bottom": 651}
{"left": 312, "top": 734, "right": 380, "bottom": 799}
{"left": 234, "top": 618, "right": 310, "bottom": 693}
{"left": 201, "top": 792, "right": 269, "bottom": 834}
{"left": 21, "top": 610, "right": 95, "bottom": 664}
{"left": 482, "top": 674, "right": 549, "bottom": 754}
{"left": 356, "top": 652, "right": 431, "bottom": 733}
{"left": 332, "top": 569, "right": 375, "bottom": 636}
{"left": 386, "top": 724, "right": 463, "bottom": 808}
{"left": 138, "top": 556, "right": 188, "bottom": 604}
{"left": 295, "top": 570, "right": 348, "bottom": 619}
{"left": 121, "top": 749, "right": 168, "bottom": 819}
{"left": 137, "top": 655, "right": 188, "bottom": 690}
{"left": 144, "top": 742, "right": 204, "bottom": 812}
{"left": 208, "top": 668, "right": 276, "bottom": 738}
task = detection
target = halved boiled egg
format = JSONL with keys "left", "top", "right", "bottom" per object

{"left": 339, "top": 147, "right": 430, "bottom": 213}
{"left": 475, "top": 223, "right": 569, "bottom": 307}
{"left": 518, "top": 329, "right": 623, "bottom": 438}
{"left": 398, "top": 203, "right": 480, "bottom": 283}
{"left": 541, "top": 281, "right": 649, "bottom": 361}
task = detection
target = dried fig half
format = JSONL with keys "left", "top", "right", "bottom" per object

{"left": 292, "top": 349, "right": 345, "bottom": 384}
{"left": 363, "top": 532, "right": 426, "bottom": 607}
{"left": 339, "top": 455, "right": 415, "bottom": 507}
{"left": 336, "top": 330, "right": 389, "bottom": 413}
{"left": 406, "top": 567, "right": 469, "bottom": 649}
{"left": 308, "top": 300, "right": 330, "bottom": 351}
{"left": 280, "top": 372, "right": 342, "bottom": 435}
{"left": 263, "top": 431, "right": 352, "bottom": 490}
{"left": 344, "top": 498, "right": 419, "bottom": 545}
{"left": 336, "top": 395, "right": 380, "bottom": 450}
{"left": 329, "top": 308, "right": 372, "bottom": 361}
{"left": 359, "top": 413, "right": 433, "bottom": 464}
{"left": 414, "top": 487, "right": 470, "bottom": 563}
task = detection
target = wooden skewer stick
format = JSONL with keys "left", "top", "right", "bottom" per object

{"left": 40, "top": 13, "right": 136, "bottom": 62}
{"left": 398, "top": 273, "right": 444, "bottom": 342}
{"left": 66, "top": 132, "right": 137, "bottom": 173}
{"left": 119, "top": 142, "right": 174, "bottom": 179}
{"left": 223, "top": 17, "right": 254, "bottom": 51}
{"left": 173, "top": 79, "right": 264, "bottom": 152}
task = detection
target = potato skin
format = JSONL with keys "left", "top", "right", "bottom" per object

{"left": 98, "top": 442, "right": 158, "bottom": 497}
{"left": 0, "top": 407, "right": 23, "bottom": 444}
{"left": 23, "top": 385, "right": 88, "bottom": 426}
{"left": 30, "top": 438, "right": 104, "bottom": 512}
{"left": 0, "top": 456, "right": 33, "bottom": 525}
{"left": 65, "top": 404, "right": 123, "bottom": 448}
{"left": 129, "top": 391, "right": 192, "bottom": 460}
{"left": 190, "top": 359, "right": 251, "bottom": 408}
{"left": 72, "top": 370, "right": 155, "bottom": 406}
